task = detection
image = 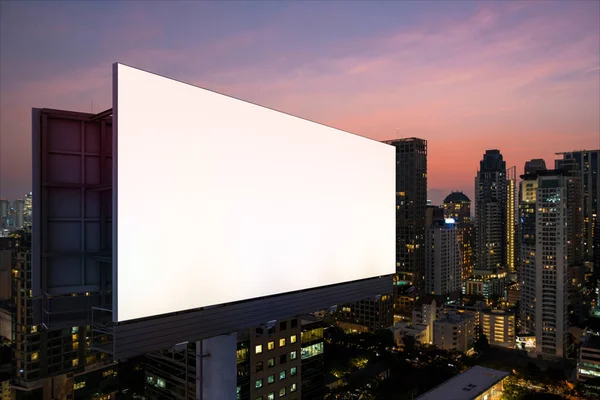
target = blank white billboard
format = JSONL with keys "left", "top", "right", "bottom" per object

{"left": 114, "top": 63, "right": 395, "bottom": 322}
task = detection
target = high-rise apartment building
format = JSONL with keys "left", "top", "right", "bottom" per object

{"left": 382, "top": 138, "right": 427, "bottom": 302}
{"left": 425, "top": 218, "right": 461, "bottom": 302}
{"left": 443, "top": 192, "right": 474, "bottom": 281}
{"left": 507, "top": 166, "right": 517, "bottom": 273}
{"left": 519, "top": 160, "right": 547, "bottom": 334}
{"left": 556, "top": 150, "right": 600, "bottom": 264}
{"left": 475, "top": 150, "right": 508, "bottom": 271}
{"left": 533, "top": 171, "right": 582, "bottom": 359}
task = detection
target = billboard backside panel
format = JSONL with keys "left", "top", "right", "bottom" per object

{"left": 114, "top": 64, "right": 395, "bottom": 322}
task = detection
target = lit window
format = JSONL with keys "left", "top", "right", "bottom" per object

{"left": 268, "top": 358, "right": 275, "bottom": 368}
{"left": 255, "top": 379, "right": 263, "bottom": 389}
{"left": 290, "top": 367, "right": 297, "bottom": 376}
{"left": 279, "top": 338, "right": 286, "bottom": 347}
{"left": 255, "top": 345, "right": 263, "bottom": 354}
{"left": 31, "top": 352, "right": 39, "bottom": 361}
{"left": 267, "top": 393, "right": 275, "bottom": 400}
{"left": 290, "top": 383, "right": 297, "bottom": 392}
{"left": 279, "top": 387, "right": 286, "bottom": 397}
{"left": 290, "top": 335, "right": 297, "bottom": 344}
{"left": 31, "top": 325, "right": 38, "bottom": 334}
{"left": 290, "top": 351, "right": 297, "bottom": 360}
{"left": 268, "top": 341, "right": 275, "bottom": 350}
{"left": 72, "top": 359, "right": 79, "bottom": 367}
{"left": 74, "top": 381, "right": 86, "bottom": 390}
{"left": 279, "top": 370, "right": 286, "bottom": 380}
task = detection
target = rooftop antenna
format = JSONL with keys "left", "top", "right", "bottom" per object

{"left": 396, "top": 128, "right": 400, "bottom": 140}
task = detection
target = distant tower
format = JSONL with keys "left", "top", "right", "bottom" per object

{"left": 381, "top": 138, "right": 427, "bottom": 308}
{"left": 443, "top": 192, "right": 471, "bottom": 223}
{"left": 0, "top": 200, "right": 8, "bottom": 229}
{"left": 24, "top": 192, "right": 32, "bottom": 227}
{"left": 475, "top": 150, "right": 508, "bottom": 271}
{"left": 13, "top": 199, "right": 25, "bottom": 229}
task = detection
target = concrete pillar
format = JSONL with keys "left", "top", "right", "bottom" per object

{"left": 200, "top": 332, "right": 237, "bottom": 400}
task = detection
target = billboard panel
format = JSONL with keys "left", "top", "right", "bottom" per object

{"left": 114, "top": 63, "right": 394, "bottom": 322}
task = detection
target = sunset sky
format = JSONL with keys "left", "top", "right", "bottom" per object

{"left": 1, "top": 1, "right": 598, "bottom": 205}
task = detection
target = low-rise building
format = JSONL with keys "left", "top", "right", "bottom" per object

{"left": 433, "top": 311, "right": 476, "bottom": 353}
{"left": 578, "top": 335, "right": 600, "bottom": 381}
{"left": 464, "top": 269, "right": 507, "bottom": 300}
{"left": 415, "top": 365, "right": 510, "bottom": 400}
{"left": 480, "top": 310, "right": 515, "bottom": 349}
{"left": 391, "top": 322, "right": 429, "bottom": 348}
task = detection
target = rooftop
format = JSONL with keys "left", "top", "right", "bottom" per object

{"left": 444, "top": 191, "right": 471, "bottom": 204}
{"left": 415, "top": 365, "right": 510, "bottom": 400}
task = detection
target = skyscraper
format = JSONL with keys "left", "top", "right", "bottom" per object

{"left": 533, "top": 171, "right": 582, "bottom": 358}
{"left": 443, "top": 192, "right": 474, "bottom": 281}
{"left": 519, "top": 159, "right": 547, "bottom": 334}
{"left": 506, "top": 166, "right": 517, "bottom": 273}
{"left": 475, "top": 150, "right": 508, "bottom": 272}
{"left": 556, "top": 150, "right": 599, "bottom": 267}
{"left": 382, "top": 138, "right": 427, "bottom": 304}
{"left": 425, "top": 217, "right": 462, "bottom": 301}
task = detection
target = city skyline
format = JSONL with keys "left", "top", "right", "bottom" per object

{"left": 1, "top": 1, "right": 599, "bottom": 204}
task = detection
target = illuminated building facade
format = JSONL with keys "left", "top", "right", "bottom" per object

{"left": 475, "top": 150, "right": 508, "bottom": 272}
{"left": 433, "top": 311, "right": 476, "bottom": 353}
{"left": 425, "top": 218, "right": 462, "bottom": 301}
{"left": 11, "top": 231, "right": 118, "bottom": 399}
{"left": 443, "top": 192, "right": 471, "bottom": 223}
{"left": 578, "top": 335, "right": 600, "bottom": 381}
{"left": 337, "top": 294, "right": 394, "bottom": 332}
{"left": 506, "top": 166, "right": 517, "bottom": 273}
{"left": 480, "top": 309, "right": 515, "bottom": 349}
{"left": 534, "top": 172, "right": 582, "bottom": 359}
{"left": 519, "top": 159, "right": 546, "bottom": 334}
{"left": 463, "top": 269, "right": 507, "bottom": 300}
{"left": 557, "top": 150, "right": 600, "bottom": 265}
{"left": 443, "top": 192, "right": 474, "bottom": 281}
{"left": 300, "top": 316, "right": 325, "bottom": 400}
{"left": 249, "top": 319, "right": 302, "bottom": 400}
{"left": 382, "top": 138, "right": 427, "bottom": 301}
